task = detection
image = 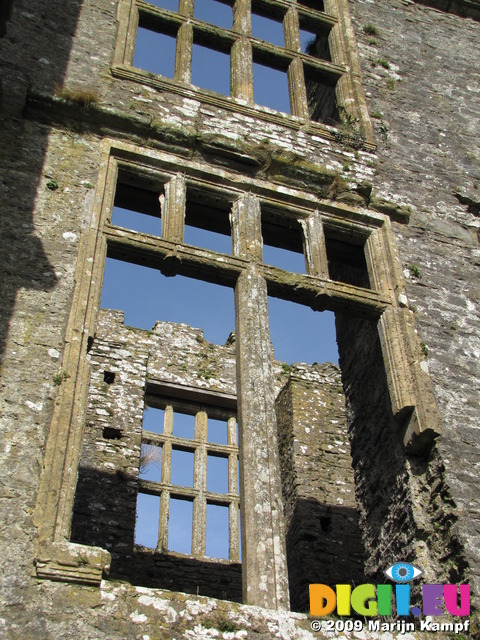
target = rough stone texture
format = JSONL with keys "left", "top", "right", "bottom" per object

{"left": 0, "top": 0, "right": 479, "bottom": 637}
{"left": 276, "top": 365, "right": 364, "bottom": 612}
{"left": 348, "top": 0, "right": 480, "bottom": 607}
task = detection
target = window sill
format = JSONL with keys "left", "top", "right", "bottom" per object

{"left": 34, "top": 541, "right": 111, "bottom": 586}
{"left": 110, "top": 65, "right": 376, "bottom": 151}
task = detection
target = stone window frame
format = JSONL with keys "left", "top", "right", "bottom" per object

{"left": 112, "top": 0, "right": 374, "bottom": 144}
{"left": 34, "top": 139, "right": 440, "bottom": 608}
{"left": 139, "top": 386, "right": 240, "bottom": 561}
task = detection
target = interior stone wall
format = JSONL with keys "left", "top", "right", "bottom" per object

{"left": 276, "top": 366, "right": 364, "bottom": 612}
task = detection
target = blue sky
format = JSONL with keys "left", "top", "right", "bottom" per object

{"left": 100, "top": 0, "right": 337, "bottom": 559}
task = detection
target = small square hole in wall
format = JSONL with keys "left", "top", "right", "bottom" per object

{"left": 170, "top": 449, "right": 194, "bottom": 487}
{"left": 184, "top": 186, "right": 232, "bottom": 254}
{"left": 251, "top": 11, "right": 284, "bottom": 47}
{"left": 139, "top": 443, "right": 163, "bottom": 482}
{"left": 261, "top": 211, "right": 305, "bottom": 273}
{"left": 194, "top": 0, "right": 232, "bottom": 30}
{"left": 253, "top": 61, "right": 290, "bottom": 113}
{"left": 191, "top": 42, "right": 231, "bottom": 96}
{"left": 104, "top": 371, "right": 116, "bottom": 384}
{"left": 168, "top": 498, "right": 193, "bottom": 554}
{"left": 304, "top": 66, "right": 339, "bottom": 125}
{"left": 142, "top": 406, "right": 165, "bottom": 435}
{"left": 206, "top": 503, "right": 229, "bottom": 559}
{"left": 147, "top": 0, "right": 178, "bottom": 11}
{"left": 133, "top": 26, "right": 177, "bottom": 77}
{"left": 207, "top": 454, "right": 229, "bottom": 494}
{"left": 324, "top": 234, "right": 370, "bottom": 288}
{"left": 173, "top": 411, "right": 195, "bottom": 440}
{"left": 135, "top": 492, "right": 160, "bottom": 548}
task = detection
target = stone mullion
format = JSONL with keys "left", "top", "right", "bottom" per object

{"left": 235, "top": 267, "right": 290, "bottom": 609}
{"left": 227, "top": 416, "right": 240, "bottom": 561}
{"left": 231, "top": 0, "right": 253, "bottom": 102}
{"left": 157, "top": 405, "right": 173, "bottom": 551}
{"left": 192, "top": 410, "right": 208, "bottom": 556}
{"left": 162, "top": 173, "right": 186, "bottom": 244}
{"left": 174, "top": 22, "right": 193, "bottom": 85}
{"left": 231, "top": 192, "right": 263, "bottom": 261}
{"left": 300, "top": 211, "right": 329, "bottom": 277}
{"left": 232, "top": 190, "right": 289, "bottom": 607}
{"left": 175, "top": 0, "right": 194, "bottom": 84}
{"left": 284, "top": 8, "right": 309, "bottom": 118}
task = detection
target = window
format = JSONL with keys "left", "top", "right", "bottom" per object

{"left": 136, "top": 399, "right": 240, "bottom": 561}
{"left": 36, "top": 145, "right": 441, "bottom": 612}
{"left": 115, "top": 0, "right": 347, "bottom": 124}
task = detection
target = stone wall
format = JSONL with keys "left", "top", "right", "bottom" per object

{"left": 348, "top": 0, "right": 480, "bottom": 602}
{"left": 0, "top": 0, "right": 479, "bottom": 636}
{"left": 276, "top": 365, "right": 364, "bottom": 611}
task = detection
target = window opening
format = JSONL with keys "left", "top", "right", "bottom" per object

{"left": 300, "top": 22, "right": 331, "bottom": 61}
{"left": 207, "top": 455, "right": 229, "bottom": 494}
{"left": 112, "top": 174, "right": 163, "bottom": 236}
{"left": 184, "top": 185, "right": 233, "bottom": 254}
{"left": 142, "top": 406, "right": 164, "bottom": 434}
{"left": 252, "top": 61, "right": 290, "bottom": 113}
{"left": 146, "top": 0, "right": 178, "bottom": 11}
{"left": 112, "top": 205, "right": 162, "bottom": 236}
{"left": 170, "top": 449, "right": 195, "bottom": 487}
{"left": 206, "top": 416, "right": 229, "bottom": 445}
{"left": 139, "top": 443, "right": 163, "bottom": 482}
{"left": 251, "top": 11, "right": 285, "bottom": 48}
{"left": 100, "top": 259, "right": 234, "bottom": 345}
{"left": 324, "top": 233, "right": 370, "bottom": 289}
{"left": 136, "top": 400, "right": 239, "bottom": 562}
{"left": 191, "top": 42, "right": 231, "bottom": 96}
{"left": 133, "top": 26, "right": 177, "bottom": 77}
{"left": 194, "top": 0, "right": 232, "bottom": 30}
{"left": 206, "top": 504, "right": 230, "bottom": 559}
{"left": 261, "top": 211, "right": 305, "bottom": 273}
{"left": 172, "top": 411, "right": 195, "bottom": 440}
{"left": 135, "top": 493, "right": 161, "bottom": 547}
{"left": 298, "top": 0, "right": 326, "bottom": 12}
{"left": 168, "top": 498, "right": 193, "bottom": 554}
{"left": 304, "top": 66, "right": 339, "bottom": 124}
{"left": 268, "top": 296, "right": 339, "bottom": 365}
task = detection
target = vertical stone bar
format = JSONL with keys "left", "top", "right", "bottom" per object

{"left": 300, "top": 211, "right": 329, "bottom": 277}
{"left": 231, "top": 192, "right": 263, "bottom": 261}
{"left": 192, "top": 410, "right": 208, "bottom": 556}
{"left": 284, "top": 8, "right": 309, "bottom": 118}
{"left": 157, "top": 405, "right": 173, "bottom": 551}
{"left": 162, "top": 173, "right": 186, "bottom": 244}
{"left": 227, "top": 416, "right": 240, "bottom": 561}
{"left": 175, "top": 0, "right": 194, "bottom": 83}
{"left": 174, "top": 22, "right": 193, "bottom": 84}
{"left": 235, "top": 267, "right": 290, "bottom": 609}
{"left": 231, "top": 0, "right": 253, "bottom": 102}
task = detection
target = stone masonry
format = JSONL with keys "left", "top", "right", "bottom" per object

{"left": 0, "top": 0, "right": 479, "bottom": 638}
